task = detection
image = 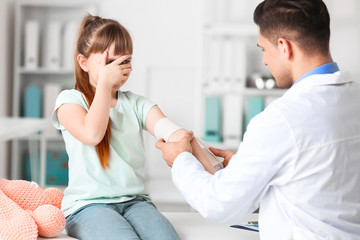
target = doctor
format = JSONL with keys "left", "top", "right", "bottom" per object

{"left": 156, "top": 0, "right": 360, "bottom": 239}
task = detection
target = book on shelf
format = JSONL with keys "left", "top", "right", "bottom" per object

{"left": 206, "top": 37, "right": 246, "bottom": 91}
{"left": 24, "top": 20, "right": 40, "bottom": 69}
{"left": 222, "top": 37, "right": 233, "bottom": 89}
{"left": 25, "top": 150, "right": 69, "bottom": 186}
{"left": 23, "top": 84, "right": 42, "bottom": 118}
{"left": 207, "top": 37, "right": 222, "bottom": 89}
{"left": 243, "top": 96, "right": 265, "bottom": 133}
{"left": 62, "top": 21, "right": 78, "bottom": 70}
{"left": 233, "top": 38, "right": 247, "bottom": 88}
{"left": 223, "top": 94, "right": 242, "bottom": 146}
{"left": 43, "top": 21, "right": 62, "bottom": 69}
{"left": 43, "top": 83, "right": 62, "bottom": 136}
{"left": 204, "top": 96, "right": 222, "bottom": 142}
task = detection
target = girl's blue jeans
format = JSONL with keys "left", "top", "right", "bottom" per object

{"left": 65, "top": 196, "right": 180, "bottom": 240}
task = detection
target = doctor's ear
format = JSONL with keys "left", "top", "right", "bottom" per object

{"left": 77, "top": 54, "right": 89, "bottom": 72}
{"left": 278, "top": 38, "right": 293, "bottom": 59}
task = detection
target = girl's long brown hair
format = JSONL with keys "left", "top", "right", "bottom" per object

{"left": 74, "top": 14, "right": 133, "bottom": 168}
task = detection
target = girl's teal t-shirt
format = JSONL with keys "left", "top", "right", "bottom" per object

{"left": 51, "top": 89, "right": 156, "bottom": 217}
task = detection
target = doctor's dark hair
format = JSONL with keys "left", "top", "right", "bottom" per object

{"left": 74, "top": 14, "right": 133, "bottom": 168}
{"left": 253, "top": 0, "right": 330, "bottom": 55}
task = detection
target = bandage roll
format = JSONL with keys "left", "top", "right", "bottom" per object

{"left": 196, "top": 137, "right": 224, "bottom": 171}
{"left": 154, "top": 118, "right": 183, "bottom": 142}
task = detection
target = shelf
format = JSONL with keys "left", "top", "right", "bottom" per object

{"left": 0, "top": 117, "right": 50, "bottom": 141}
{"left": 198, "top": 1, "right": 287, "bottom": 155}
{"left": 202, "top": 86, "right": 287, "bottom": 96}
{"left": 18, "top": 67, "right": 73, "bottom": 75}
{"left": 10, "top": 0, "right": 98, "bottom": 182}
{"left": 18, "top": 134, "right": 63, "bottom": 141}
{"left": 242, "top": 88, "right": 287, "bottom": 96}
{"left": 43, "top": 135, "right": 64, "bottom": 141}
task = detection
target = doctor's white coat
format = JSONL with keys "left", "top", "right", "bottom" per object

{"left": 172, "top": 71, "right": 360, "bottom": 240}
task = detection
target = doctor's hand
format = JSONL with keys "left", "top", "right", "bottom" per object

{"left": 209, "top": 147, "right": 234, "bottom": 167}
{"left": 156, "top": 131, "right": 194, "bottom": 167}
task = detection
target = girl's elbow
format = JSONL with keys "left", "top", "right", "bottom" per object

{"left": 85, "top": 139, "right": 101, "bottom": 146}
{"left": 88, "top": 135, "right": 103, "bottom": 146}
{"left": 80, "top": 132, "right": 104, "bottom": 146}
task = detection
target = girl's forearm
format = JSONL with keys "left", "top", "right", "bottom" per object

{"left": 190, "top": 139, "right": 216, "bottom": 174}
{"left": 168, "top": 129, "right": 216, "bottom": 174}
{"left": 83, "top": 82, "right": 112, "bottom": 144}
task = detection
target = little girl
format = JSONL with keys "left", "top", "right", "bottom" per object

{"left": 52, "top": 14, "right": 217, "bottom": 239}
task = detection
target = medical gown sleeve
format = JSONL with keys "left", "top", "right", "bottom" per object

{"left": 171, "top": 106, "right": 297, "bottom": 224}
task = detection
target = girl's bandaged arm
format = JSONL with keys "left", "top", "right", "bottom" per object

{"left": 145, "top": 106, "right": 223, "bottom": 174}
{"left": 148, "top": 113, "right": 222, "bottom": 174}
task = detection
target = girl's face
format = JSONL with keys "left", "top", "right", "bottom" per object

{"left": 85, "top": 43, "right": 132, "bottom": 90}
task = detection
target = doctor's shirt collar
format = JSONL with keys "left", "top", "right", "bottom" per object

{"left": 291, "top": 62, "right": 340, "bottom": 87}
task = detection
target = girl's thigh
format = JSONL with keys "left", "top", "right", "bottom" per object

{"left": 66, "top": 203, "right": 140, "bottom": 240}
{"left": 124, "top": 201, "right": 180, "bottom": 240}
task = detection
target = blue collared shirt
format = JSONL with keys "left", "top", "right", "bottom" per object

{"left": 292, "top": 62, "right": 340, "bottom": 87}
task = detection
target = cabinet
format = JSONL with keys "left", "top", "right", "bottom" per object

{"left": 197, "top": 0, "right": 286, "bottom": 150}
{"left": 11, "top": 0, "right": 97, "bottom": 185}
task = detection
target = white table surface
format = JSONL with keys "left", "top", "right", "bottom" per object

{"left": 0, "top": 117, "right": 51, "bottom": 182}
{"left": 39, "top": 212, "right": 259, "bottom": 240}
{"left": 0, "top": 117, "right": 50, "bottom": 141}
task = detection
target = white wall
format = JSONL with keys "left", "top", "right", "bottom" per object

{"left": 0, "top": 0, "right": 13, "bottom": 178}
{"left": 0, "top": 2, "right": 8, "bottom": 118}
{"left": 325, "top": 0, "right": 360, "bottom": 79}
{"left": 99, "top": 0, "right": 203, "bottom": 96}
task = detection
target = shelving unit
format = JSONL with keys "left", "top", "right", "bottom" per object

{"left": 197, "top": 0, "right": 286, "bottom": 151}
{"left": 11, "top": 0, "right": 97, "bottom": 184}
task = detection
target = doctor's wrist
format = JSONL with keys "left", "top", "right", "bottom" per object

{"left": 173, "top": 152, "right": 193, "bottom": 166}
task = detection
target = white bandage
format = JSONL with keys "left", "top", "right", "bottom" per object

{"left": 196, "top": 137, "right": 224, "bottom": 171}
{"left": 154, "top": 118, "right": 223, "bottom": 171}
{"left": 154, "top": 118, "right": 183, "bottom": 142}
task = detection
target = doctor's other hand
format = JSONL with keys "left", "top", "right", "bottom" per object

{"left": 209, "top": 147, "right": 234, "bottom": 167}
{"left": 156, "top": 131, "right": 194, "bottom": 167}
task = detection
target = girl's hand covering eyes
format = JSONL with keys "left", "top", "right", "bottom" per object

{"left": 98, "top": 52, "right": 132, "bottom": 89}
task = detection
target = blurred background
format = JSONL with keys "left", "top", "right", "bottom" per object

{"left": 0, "top": 0, "right": 359, "bottom": 211}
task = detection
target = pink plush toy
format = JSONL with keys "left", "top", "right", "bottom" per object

{"left": 0, "top": 178, "right": 66, "bottom": 240}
